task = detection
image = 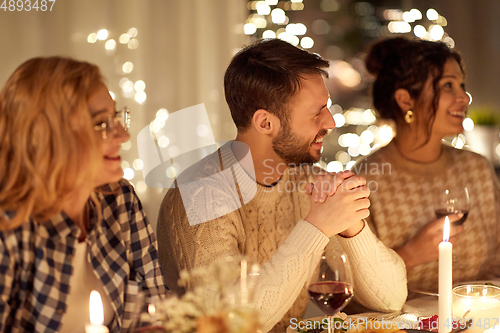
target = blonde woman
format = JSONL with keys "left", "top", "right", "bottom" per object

{"left": 0, "top": 57, "right": 167, "bottom": 332}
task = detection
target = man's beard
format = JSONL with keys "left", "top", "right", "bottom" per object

{"left": 272, "top": 121, "right": 328, "bottom": 165}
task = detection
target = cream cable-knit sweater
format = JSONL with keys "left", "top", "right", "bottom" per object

{"left": 355, "top": 141, "right": 500, "bottom": 297}
{"left": 157, "top": 142, "right": 407, "bottom": 332}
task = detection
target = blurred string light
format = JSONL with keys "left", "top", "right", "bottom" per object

{"left": 243, "top": 2, "right": 456, "bottom": 171}
{"left": 320, "top": 5, "right": 455, "bottom": 169}
{"left": 381, "top": 7, "right": 454, "bottom": 46}
{"left": 86, "top": 26, "right": 164, "bottom": 193}
{"left": 331, "top": 60, "right": 361, "bottom": 88}
{"left": 97, "top": 29, "right": 108, "bottom": 40}
{"left": 495, "top": 144, "right": 500, "bottom": 159}
{"left": 87, "top": 26, "right": 145, "bottom": 104}
{"left": 123, "top": 168, "right": 135, "bottom": 180}
{"left": 245, "top": 0, "right": 315, "bottom": 49}
{"left": 462, "top": 118, "right": 474, "bottom": 131}
{"left": 105, "top": 39, "right": 116, "bottom": 50}
{"left": 326, "top": 109, "right": 397, "bottom": 171}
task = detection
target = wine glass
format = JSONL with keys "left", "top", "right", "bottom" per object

{"left": 434, "top": 187, "right": 469, "bottom": 267}
{"left": 307, "top": 250, "right": 354, "bottom": 333}
{"left": 130, "top": 291, "right": 168, "bottom": 333}
{"left": 434, "top": 187, "right": 470, "bottom": 225}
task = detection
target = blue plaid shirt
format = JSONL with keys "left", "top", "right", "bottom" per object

{"left": 0, "top": 180, "right": 167, "bottom": 333}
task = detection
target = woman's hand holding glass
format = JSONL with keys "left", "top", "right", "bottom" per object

{"left": 395, "top": 214, "right": 465, "bottom": 271}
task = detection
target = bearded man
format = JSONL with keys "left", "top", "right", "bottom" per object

{"left": 156, "top": 39, "right": 407, "bottom": 333}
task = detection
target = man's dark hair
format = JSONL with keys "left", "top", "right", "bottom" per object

{"left": 224, "top": 39, "right": 329, "bottom": 132}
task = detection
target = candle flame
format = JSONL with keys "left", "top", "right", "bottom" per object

{"left": 148, "top": 303, "right": 156, "bottom": 315}
{"left": 443, "top": 216, "right": 450, "bottom": 242}
{"left": 89, "top": 290, "right": 104, "bottom": 325}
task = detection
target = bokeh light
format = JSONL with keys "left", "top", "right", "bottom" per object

{"left": 300, "top": 37, "right": 314, "bottom": 49}
{"left": 119, "top": 34, "right": 130, "bottom": 44}
{"left": 134, "top": 80, "right": 146, "bottom": 92}
{"left": 121, "top": 140, "right": 132, "bottom": 150}
{"left": 105, "top": 39, "right": 116, "bottom": 50}
{"left": 430, "top": 25, "right": 444, "bottom": 40}
{"left": 463, "top": 118, "right": 474, "bottom": 131}
{"left": 262, "top": 30, "right": 276, "bottom": 38}
{"left": 327, "top": 161, "right": 343, "bottom": 172}
{"left": 244, "top": 23, "right": 257, "bottom": 35}
{"left": 87, "top": 33, "right": 98, "bottom": 43}
{"left": 97, "top": 29, "right": 108, "bottom": 40}
{"left": 333, "top": 113, "right": 345, "bottom": 127}
{"left": 427, "top": 9, "right": 439, "bottom": 21}
{"left": 133, "top": 159, "right": 144, "bottom": 170}
{"left": 123, "top": 168, "right": 135, "bottom": 180}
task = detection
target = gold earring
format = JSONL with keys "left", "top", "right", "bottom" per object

{"left": 404, "top": 110, "right": 414, "bottom": 124}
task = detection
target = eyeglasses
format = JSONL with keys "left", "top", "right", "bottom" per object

{"left": 93, "top": 106, "right": 131, "bottom": 140}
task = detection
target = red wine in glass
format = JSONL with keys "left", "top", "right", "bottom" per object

{"left": 308, "top": 281, "right": 353, "bottom": 315}
{"left": 308, "top": 251, "right": 353, "bottom": 333}
{"left": 435, "top": 209, "right": 469, "bottom": 226}
{"left": 434, "top": 187, "right": 469, "bottom": 226}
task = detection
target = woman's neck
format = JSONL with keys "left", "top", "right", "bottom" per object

{"left": 393, "top": 129, "right": 443, "bottom": 163}
{"left": 62, "top": 188, "right": 92, "bottom": 240}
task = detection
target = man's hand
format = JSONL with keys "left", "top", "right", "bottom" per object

{"left": 304, "top": 171, "right": 370, "bottom": 238}
{"left": 395, "top": 214, "right": 465, "bottom": 271}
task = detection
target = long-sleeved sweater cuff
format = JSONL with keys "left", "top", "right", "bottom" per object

{"left": 285, "top": 220, "right": 329, "bottom": 256}
{"left": 335, "top": 221, "right": 379, "bottom": 259}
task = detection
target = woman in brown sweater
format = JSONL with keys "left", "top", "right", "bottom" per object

{"left": 355, "top": 37, "right": 500, "bottom": 296}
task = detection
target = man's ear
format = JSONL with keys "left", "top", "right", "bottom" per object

{"left": 394, "top": 88, "right": 415, "bottom": 114}
{"left": 252, "top": 109, "right": 280, "bottom": 135}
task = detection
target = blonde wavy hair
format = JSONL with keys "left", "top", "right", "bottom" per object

{"left": 0, "top": 57, "right": 103, "bottom": 230}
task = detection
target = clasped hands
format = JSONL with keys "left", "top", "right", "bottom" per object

{"left": 304, "top": 170, "right": 371, "bottom": 238}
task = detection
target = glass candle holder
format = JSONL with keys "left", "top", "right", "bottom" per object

{"left": 452, "top": 285, "right": 500, "bottom": 333}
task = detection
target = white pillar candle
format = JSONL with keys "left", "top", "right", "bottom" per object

{"left": 439, "top": 217, "right": 452, "bottom": 333}
{"left": 86, "top": 290, "right": 109, "bottom": 333}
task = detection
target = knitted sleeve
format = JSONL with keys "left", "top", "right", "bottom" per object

{"left": 157, "top": 185, "right": 329, "bottom": 332}
{"left": 336, "top": 222, "right": 407, "bottom": 311}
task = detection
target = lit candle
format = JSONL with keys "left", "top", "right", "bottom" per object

{"left": 86, "top": 290, "right": 109, "bottom": 333}
{"left": 241, "top": 259, "right": 248, "bottom": 306}
{"left": 439, "top": 217, "right": 452, "bottom": 333}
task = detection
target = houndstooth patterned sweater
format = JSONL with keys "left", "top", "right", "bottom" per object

{"left": 354, "top": 141, "right": 500, "bottom": 296}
